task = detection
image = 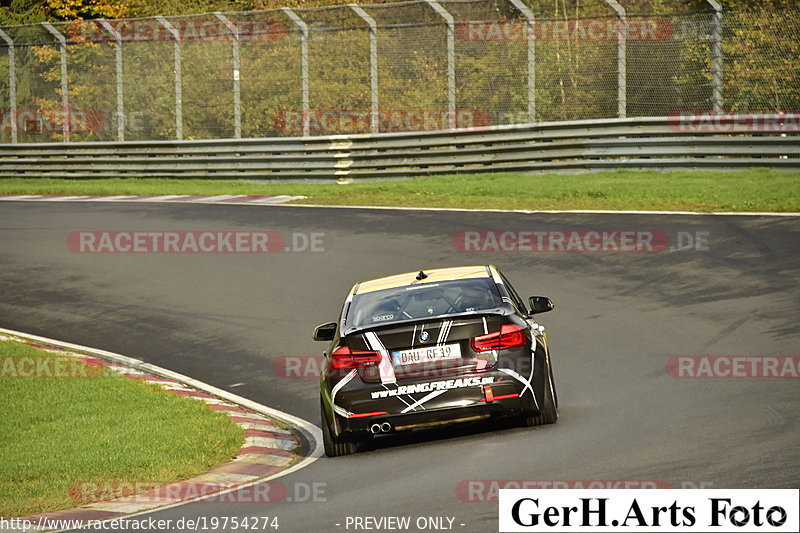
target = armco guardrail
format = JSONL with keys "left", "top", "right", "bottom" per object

{"left": 0, "top": 115, "right": 797, "bottom": 179}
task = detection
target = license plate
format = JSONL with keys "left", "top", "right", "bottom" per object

{"left": 392, "top": 344, "right": 462, "bottom": 366}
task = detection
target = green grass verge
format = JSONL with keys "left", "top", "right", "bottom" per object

{"left": 0, "top": 339, "right": 244, "bottom": 517}
{"left": 1, "top": 169, "right": 799, "bottom": 212}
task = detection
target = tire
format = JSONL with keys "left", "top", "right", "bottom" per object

{"left": 321, "top": 398, "right": 357, "bottom": 457}
{"left": 525, "top": 355, "right": 558, "bottom": 427}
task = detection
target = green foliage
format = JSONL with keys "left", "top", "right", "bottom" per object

{"left": 2, "top": 0, "right": 798, "bottom": 25}
{"left": 723, "top": 8, "right": 800, "bottom": 112}
{"left": 0, "top": 1, "right": 797, "bottom": 140}
{"left": 0, "top": 0, "right": 129, "bottom": 25}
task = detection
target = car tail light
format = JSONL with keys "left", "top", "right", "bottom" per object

{"left": 352, "top": 351, "right": 381, "bottom": 366}
{"left": 471, "top": 324, "right": 526, "bottom": 352}
{"left": 330, "top": 345, "right": 381, "bottom": 369}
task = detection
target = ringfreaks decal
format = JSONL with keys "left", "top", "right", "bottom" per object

{"left": 371, "top": 376, "right": 494, "bottom": 399}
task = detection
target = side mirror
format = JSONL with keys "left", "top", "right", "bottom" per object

{"left": 313, "top": 322, "right": 337, "bottom": 341}
{"left": 528, "top": 296, "right": 554, "bottom": 315}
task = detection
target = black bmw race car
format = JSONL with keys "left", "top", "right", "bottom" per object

{"left": 313, "top": 265, "right": 557, "bottom": 457}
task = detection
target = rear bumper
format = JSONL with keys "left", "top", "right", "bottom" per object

{"left": 328, "top": 370, "right": 536, "bottom": 438}
{"left": 342, "top": 397, "right": 525, "bottom": 436}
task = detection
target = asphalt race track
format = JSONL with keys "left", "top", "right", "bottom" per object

{"left": 1, "top": 201, "right": 799, "bottom": 532}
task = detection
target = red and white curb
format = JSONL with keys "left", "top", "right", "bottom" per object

{"left": 0, "top": 194, "right": 305, "bottom": 205}
{"left": 3, "top": 194, "right": 798, "bottom": 217}
{"left": 0, "top": 329, "right": 322, "bottom": 532}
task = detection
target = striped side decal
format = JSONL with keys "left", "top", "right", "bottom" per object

{"left": 364, "top": 331, "right": 396, "bottom": 385}
{"left": 331, "top": 369, "right": 357, "bottom": 418}
{"left": 499, "top": 366, "right": 539, "bottom": 410}
{"left": 400, "top": 389, "right": 449, "bottom": 413}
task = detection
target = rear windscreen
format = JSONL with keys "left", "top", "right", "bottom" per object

{"left": 348, "top": 278, "right": 503, "bottom": 329}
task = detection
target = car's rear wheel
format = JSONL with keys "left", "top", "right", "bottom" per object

{"left": 321, "top": 398, "right": 357, "bottom": 457}
{"left": 525, "top": 355, "right": 558, "bottom": 427}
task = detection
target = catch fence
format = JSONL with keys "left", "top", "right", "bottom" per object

{"left": 0, "top": 0, "right": 797, "bottom": 142}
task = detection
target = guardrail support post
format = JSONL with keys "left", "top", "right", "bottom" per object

{"left": 706, "top": 0, "right": 723, "bottom": 112}
{"left": 602, "top": 0, "right": 626, "bottom": 118}
{"left": 41, "top": 23, "right": 70, "bottom": 142}
{"left": 0, "top": 29, "right": 17, "bottom": 143}
{"left": 508, "top": 0, "right": 535, "bottom": 123}
{"left": 283, "top": 9, "right": 310, "bottom": 137}
{"left": 425, "top": 0, "right": 456, "bottom": 129}
{"left": 98, "top": 20, "right": 125, "bottom": 142}
{"left": 157, "top": 17, "right": 183, "bottom": 140}
{"left": 350, "top": 5, "right": 379, "bottom": 134}
{"left": 214, "top": 13, "right": 242, "bottom": 139}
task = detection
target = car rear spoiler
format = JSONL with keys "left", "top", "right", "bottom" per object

{"left": 342, "top": 306, "right": 514, "bottom": 337}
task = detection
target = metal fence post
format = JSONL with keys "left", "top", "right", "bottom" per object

{"left": 706, "top": 0, "right": 723, "bottom": 112}
{"left": 282, "top": 8, "right": 310, "bottom": 137}
{"left": 98, "top": 20, "right": 124, "bottom": 141}
{"left": 350, "top": 5, "right": 379, "bottom": 134}
{"left": 602, "top": 0, "right": 627, "bottom": 118}
{"left": 508, "top": 0, "right": 535, "bottom": 124}
{"left": 41, "top": 23, "right": 70, "bottom": 142}
{"left": 425, "top": 0, "right": 456, "bottom": 129}
{"left": 0, "top": 29, "right": 17, "bottom": 143}
{"left": 214, "top": 13, "right": 242, "bottom": 139}
{"left": 157, "top": 17, "right": 183, "bottom": 140}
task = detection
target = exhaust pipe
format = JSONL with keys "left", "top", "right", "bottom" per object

{"left": 369, "top": 421, "right": 393, "bottom": 434}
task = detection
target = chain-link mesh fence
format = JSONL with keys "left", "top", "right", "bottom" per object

{"left": 0, "top": 0, "right": 797, "bottom": 142}
{"left": 238, "top": 11, "right": 303, "bottom": 139}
